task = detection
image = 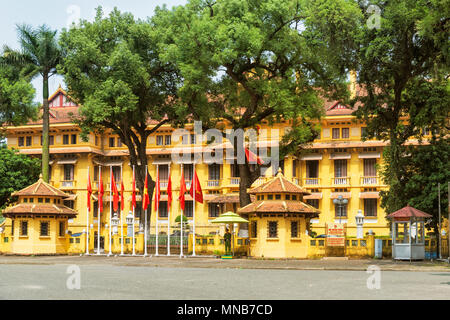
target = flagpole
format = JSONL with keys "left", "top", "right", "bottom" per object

{"left": 167, "top": 164, "right": 171, "bottom": 256}
{"left": 144, "top": 165, "right": 148, "bottom": 257}
{"left": 156, "top": 165, "right": 159, "bottom": 256}
{"left": 86, "top": 166, "right": 90, "bottom": 255}
{"left": 132, "top": 165, "right": 136, "bottom": 256}
{"left": 180, "top": 164, "right": 184, "bottom": 258}
{"left": 120, "top": 165, "right": 124, "bottom": 256}
{"left": 97, "top": 166, "right": 101, "bottom": 255}
{"left": 192, "top": 165, "right": 196, "bottom": 256}
{"left": 109, "top": 165, "right": 112, "bottom": 256}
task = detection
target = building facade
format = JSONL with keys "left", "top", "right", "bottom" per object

{"left": 4, "top": 86, "right": 430, "bottom": 252}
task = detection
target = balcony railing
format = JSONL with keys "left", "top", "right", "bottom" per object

{"left": 106, "top": 182, "right": 122, "bottom": 190}
{"left": 332, "top": 177, "right": 350, "bottom": 186}
{"left": 230, "top": 177, "right": 240, "bottom": 185}
{"left": 185, "top": 180, "right": 191, "bottom": 189}
{"left": 292, "top": 178, "right": 300, "bottom": 185}
{"left": 207, "top": 180, "right": 220, "bottom": 187}
{"left": 61, "top": 180, "right": 75, "bottom": 188}
{"left": 160, "top": 180, "right": 168, "bottom": 188}
{"left": 253, "top": 177, "right": 267, "bottom": 187}
{"left": 304, "top": 178, "right": 320, "bottom": 186}
{"left": 361, "top": 176, "right": 378, "bottom": 185}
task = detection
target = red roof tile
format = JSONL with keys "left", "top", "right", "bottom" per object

{"left": 386, "top": 205, "right": 432, "bottom": 219}
{"left": 238, "top": 200, "right": 319, "bottom": 215}
{"left": 248, "top": 169, "right": 310, "bottom": 195}
{"left": 12, "top": 176, "right": 70, "bottom": 198}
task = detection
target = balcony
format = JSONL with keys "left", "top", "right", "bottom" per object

{"left": 207, "top": 180, "right": 220, "bottom": 187}
{"left": 159, "top": 180, "right": 168, "bottom": 188}
{"left": 106, "top": 182, "right": 122, "bottom": 191}
{"left": 291, "top": 178, "right": 300, "bottom": 185}
{"left": 304, "top": 178, "right": 320, "bottom": 186}
{"left": 230, "top": 177, "right": 240, "bottom": 185}
{"left": 61, "top": 180, "right": 76, "bottom": 188}
{"left": 361, "top": 176, "right": 378, "bottom": 185}
{"left": 332, "top": 177, "right": 350, "bottom": 186}
{"left": 185, "top": 180, "right": 192, "bottom": 189}
{"left": 252, "top": 177, "right": 267, "bottom": 187}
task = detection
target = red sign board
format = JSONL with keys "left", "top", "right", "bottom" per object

{"left": 327, "top": 223, "right": 345, "bottom": 247}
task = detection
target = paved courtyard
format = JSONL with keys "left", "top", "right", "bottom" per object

{"left": 0, "top": 255, "right": 449, "bottom": 300}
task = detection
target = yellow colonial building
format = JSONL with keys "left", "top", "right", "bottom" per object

{"left": 1, "top": 85, "right": 425, "bottom": 255}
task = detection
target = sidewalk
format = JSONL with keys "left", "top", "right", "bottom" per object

{"left": 0, "top": 254, "right": 449, "bottom": 272}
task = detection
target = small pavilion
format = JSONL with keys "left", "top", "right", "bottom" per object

{"left": 239, "top": 169, "right": 320, "bottom": 258}
{"left": 3, "top": 175, "right": 77, "bottom": 255}
{"left": 387, "top": 205, "right": 432, "bottom": 260}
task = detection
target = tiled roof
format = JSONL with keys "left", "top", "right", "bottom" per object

{"left": 386, "top": 205, "right": 432, "bottom": 219}
{"left": 238, "top": 200, "right": 319, "bottom": 215}
{"left": 247, "top": 169, "right": 310, "bottom": 195}
{"left": 207, "top": 194, "right": 256, "bottom": 203}
{"left": 12, "top": 176, "right": 69, "bottom": 198}
{"left": 3, "top": 203, "right": 77, "bottom": 217}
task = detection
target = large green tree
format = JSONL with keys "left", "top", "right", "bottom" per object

{"left": 59, "top": 8, "right": 182, "bottom": 228}
{"left": 154, "top": 0, "right": 362, "bottom": 207}
{"left": 352, "top": 0, "right": 450, "bottom": 216}
{"left": 0, "top": 143, "right": 41, "bottom": 221}
{"left": 2, "top": 24, "right": 63, "bottom": 182}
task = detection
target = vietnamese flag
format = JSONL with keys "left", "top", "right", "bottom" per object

{"left": 245, "top": 147, "right": 264, "bottom": 165}
{"left": 154, "top": 167, "right": 161, "bottom": 212}
{"left": 189, "top": 169, "right": 203, "bottom": 203}
{"left": 142, "top": 169, "right": 150, "bottom": 211}
{"left": 167, "top": 174, "right": 172, "bottom": 211}
{"left": 120, "top": 179, "right": 125, "bottom": 211}
{"left": 111, "top": 173, "right": 119, "bottom": 212}
{"left": 99, "top": 172, "right": 104, "bottom": 210}
{"left": 131, "top": 168, "right": 136, "bottom": 209}
{"left": 179, "top": 169, "right": 186, "bottom": 210}
{"left": 87, "top": 171, "right": 92, "bottom": 212}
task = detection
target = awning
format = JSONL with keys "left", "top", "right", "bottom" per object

{"left": 330, "top": 192, "right": 351, "bottom": 199}
{"left": 329, "top": 153, "right": 351, "bottom": 160}
{"left": 57, "top": 158, "right": 78, "bottom": 165}
{"left": 358, "top": 152, "right": 380, "bottom": 159}
{"left": 303, "top": 193, "right": 322, "bottom": 200}
{"left": 359, "top": 192, "right": 380, "bottom": 199}
{"left": 301, "top": 154, "right": 323, "bottom": 161}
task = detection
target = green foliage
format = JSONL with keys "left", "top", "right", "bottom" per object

{"left": 351, "top": 0, "right": 450, "bottom": 226}
{"left": 59, "top": 7, "right": 182, "bottom": 196}
{"left": 0, "top": 144, "right": 41, "bottom": 214}
{"left": 379, "top": 138, "right": 450, "bottom": 232}
{"left": 0, "top": 63, "right": 37, "bottom": 129}
{"left": 154, "top": 0, "right": 362, "bottom": 205}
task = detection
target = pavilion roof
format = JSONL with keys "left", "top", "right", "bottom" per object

{"left": 12, "top": 175, "right": 70, "bottom": 198}
{"left": 3, "top": 203, "right": 77, "bottom": 218}
{"left": 386, "top": 205, "right": 433, "bottom": 219}
{"left": 238, "top": 200, "right": 319, "bottom": 215}
{"left": 247, "top": 169, "right": 310, "bottom": 195}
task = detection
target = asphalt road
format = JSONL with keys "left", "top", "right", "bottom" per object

{"left": 1, "top": 263, "right": 450, "bottom": 300}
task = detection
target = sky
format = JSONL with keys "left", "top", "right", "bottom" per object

{"left": 0, "top": 0, "right": 187, "bottom": 103}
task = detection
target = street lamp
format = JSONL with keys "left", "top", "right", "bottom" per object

{"left": 333, "top": 195, "right": 348, "bottom": 224}
{"left": 355, "top": 209, "right": 365, "bottom": 239}
{"left": 111, "top": 213, "right": 119, "bottom": 235}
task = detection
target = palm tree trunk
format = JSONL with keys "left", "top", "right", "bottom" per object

{"left": 41, "top": 74, "right": 50, "bottom": 182}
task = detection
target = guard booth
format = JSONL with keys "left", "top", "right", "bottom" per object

{"left": 387, "top": 205, "right": 432, "bottom": 260}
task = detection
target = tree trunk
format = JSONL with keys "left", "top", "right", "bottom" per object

{"left": 41, "top": 74, "right": 50, "bottom": 182}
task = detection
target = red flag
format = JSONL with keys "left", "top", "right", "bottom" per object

{"left": 87, "top": 171, "right": 92, "bottom": 212}
{"left": 99, "top": 172, "right": 104, "bottom": 211}
{"left": 111, "top": 172, "right": 119, "bottom": 212}
{"left": 179, "top": 169, "right": 186, "bottom": 211}
{"left": 131, "top": 169, "right": 136, "bottom": 209}
{"left": 154, "top": 167, "right": 161, "bottom": 212}
{"left": 120, "top": 179, "right": 124, "bottom": 211}
{"left": 167, "top": 174, "right": 172, "bottom": 211}
{"left": 189, "top": 169, "right": 203, "bottom": 203}
{"left": 245, "top": 147, "right": 264, "bottom": 165}
{"left": 142, "top": 169, "right": 150, "bottom": 210}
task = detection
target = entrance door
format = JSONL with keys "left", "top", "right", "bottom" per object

{"left": 94, "top": 232, "right": 105, "bottom": 251}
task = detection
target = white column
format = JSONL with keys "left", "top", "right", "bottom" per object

{"left": 108, "top": 165, "right": 112, "bottom": 256}
{"left": 97, "top": 166, "right": 101, "bottom": 255}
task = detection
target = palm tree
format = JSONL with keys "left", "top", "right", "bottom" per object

{"left": 2, "top": 24, "right": 62, "bottom": 182}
